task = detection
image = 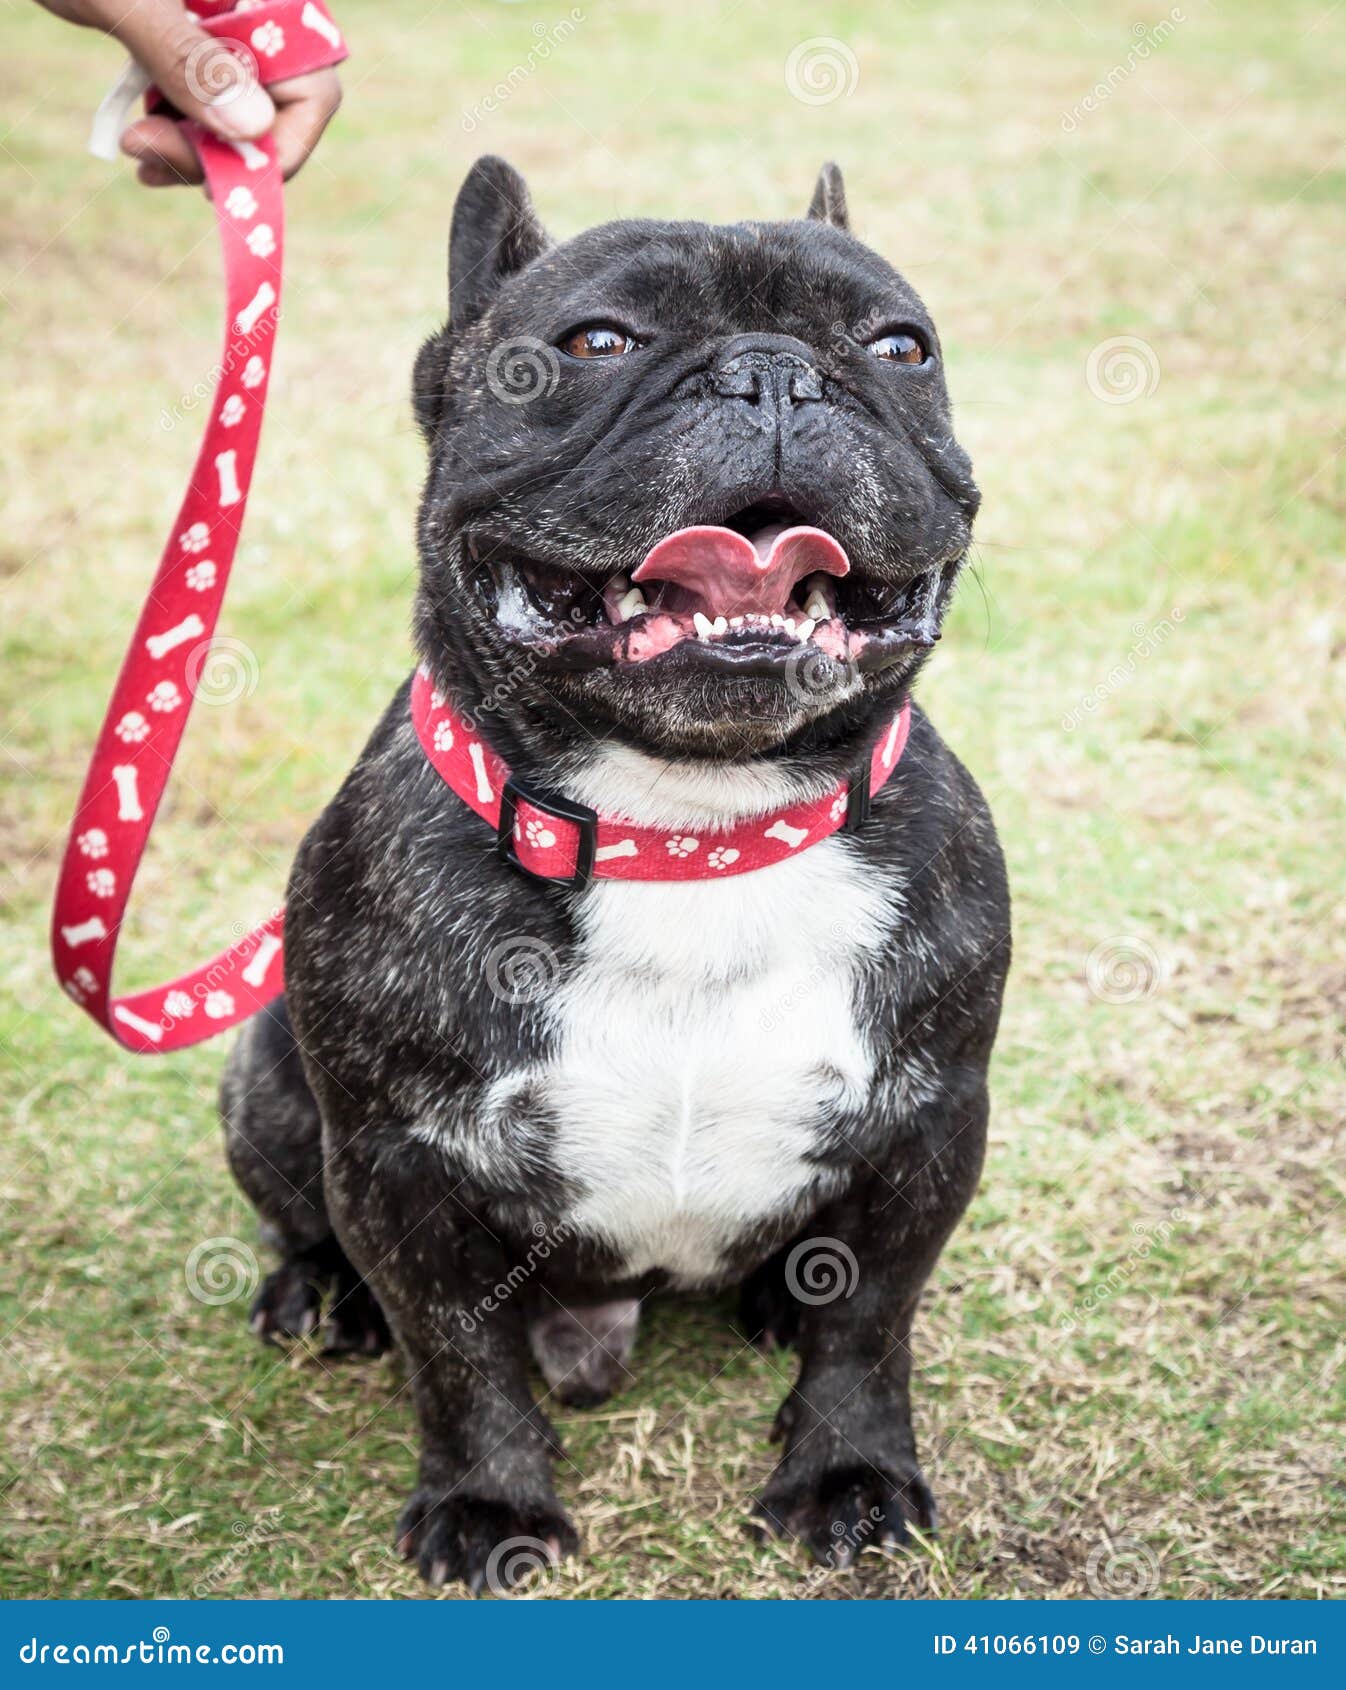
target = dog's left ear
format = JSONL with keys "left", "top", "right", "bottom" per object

{"left": 806, "top": 162, "right": 849, "bottom": 231}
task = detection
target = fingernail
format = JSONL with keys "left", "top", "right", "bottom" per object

{"left": 207, "top": 85, "right": 275, "bottom": 139}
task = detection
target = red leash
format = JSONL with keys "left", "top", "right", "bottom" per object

{"left": 51, "top": 1, "right": 346, "bottom": 1053}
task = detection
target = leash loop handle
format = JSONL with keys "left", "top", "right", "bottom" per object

{"left": 51, "top": 1, "right": 347, "bottom": 1054}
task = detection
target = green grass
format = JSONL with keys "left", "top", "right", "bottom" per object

{"left": 2, "top": 0, "right": 1344, "bottom": 1600}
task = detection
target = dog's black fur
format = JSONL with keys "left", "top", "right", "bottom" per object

{"left": 221, "top": 159, "right": 1010, "bottom": 1589}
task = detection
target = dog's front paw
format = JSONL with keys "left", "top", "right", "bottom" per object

{"left": 752, "top": 1459, "right": 936, "bottom": 1567}
{"left": 396, "top": 1487, "right": 579, "bottom": 1592}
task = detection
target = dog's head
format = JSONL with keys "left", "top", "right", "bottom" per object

{"left": 413, "top": 157, "right": 978, "bottom": 759}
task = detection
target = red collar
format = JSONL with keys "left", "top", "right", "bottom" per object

{"left": 410, "top": 666, "right": 911, "bottom": 886}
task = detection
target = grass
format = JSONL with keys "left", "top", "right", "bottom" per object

{"left": 2, "top": 0, "right": 1344, "bottom": 1601}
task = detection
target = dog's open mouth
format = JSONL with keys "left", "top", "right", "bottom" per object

{"left": 470, "top": 501, "right": 942, "bottom": 675}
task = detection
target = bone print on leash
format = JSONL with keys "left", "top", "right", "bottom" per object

{"left": 234, "top": 281, "right": 276, "bottom": 338}
{"left": 145, "top": 614, "right": 206, "bottom": 660}
{"left": 301, "top": 1, "right": 342, "bottom": 47}
{"left": 241, "top": 931, "right": 284, "bottom": 989}
{"left": 110, "top": 765, "right": 144, "bottom": 823}
{"left": 215, "top": 449, "right": 243, "bottom": 507}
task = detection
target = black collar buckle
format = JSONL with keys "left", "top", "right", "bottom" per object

{"left": 497, "top": 774, "right": 598, "bottom": 887}
{"left": 843, "top": 761, "right": 872, "bottom": 834}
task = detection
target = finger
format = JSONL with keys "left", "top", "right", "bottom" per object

{"left": 267, "top": 70, "right": 342, "bottom": 180}
{"left": 110, "top": 0, "right": 275, "bottom": 140}
{"left": 135, "top": 160, "right": 180, "bottom": 188}
{"left": 120, "top": 114, "right": 204, "bottom": 184}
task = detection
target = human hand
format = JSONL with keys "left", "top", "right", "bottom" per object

{"left": 37, "top": 0, "right": 341, "bottom": 184}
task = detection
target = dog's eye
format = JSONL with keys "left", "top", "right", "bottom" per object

{"left": 867, "top": 330, "right": 928, "bottom": 365}
{"left": 561, "top": 324, "right": 636, "bottom": 359}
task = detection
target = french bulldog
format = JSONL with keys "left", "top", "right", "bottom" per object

{"left": 220, "top": 157, "right": 1011, "bottom": 1591}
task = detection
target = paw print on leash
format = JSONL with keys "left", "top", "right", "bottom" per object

{"left": 245, "top": 224, "right": 276, "bottom": 260}
{"left": 185, "top": 560, "right": 217, "bottom": 592}
{"left": 523, "top": 818, "right": 557, "bottom": 850}
{"left": 219, "top": 395, "right": 246, "bottom": 428}
{"left": 432, "top": 720, "right": 455, "bottom": 753}
{"left": 115, "top": 711, "right": 150, "bottom": 744}
{"left": 178, "top": 521, "right": 211, "bottom": 553}
{"left": 250, "top": 22, "right": 285, "bottom": 57}
{"left": 203, "top": 990, "right": 236, "bottom": 1020}
{"left": 665, "top": 834, "right": 699, "bottom": 857}
{"left": 64, "top": 966, "right": 99, "bottom": 1005}
{"left": 224, "top": 186, "right": 258, "bottom": 221}
{"left": 241, "top": 356, "right": 266, "bottom": 390}
{"left": 77, "top": 828, "right": 109, "bottom": 860}
{"left": 829, "top": 794, "right": 848, "bottom": 824}
{"left": 707, "top": 846, "right": 740, "bottom": 871}
{"left": 147, "top": 680, "right": 183, "bottom": 713}
{"left": 163, "top": 990, "right": 196, "bottom": 1021}
{"left": 86, "top": 868, "right": 116, "bottom": 899}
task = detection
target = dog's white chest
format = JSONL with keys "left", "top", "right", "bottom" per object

{"left": 536, "top": 838, "right": 887, "bottom": 1283}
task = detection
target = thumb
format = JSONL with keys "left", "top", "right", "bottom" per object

{"left": 112, "top": 1, "right": 276, "bottom": 140}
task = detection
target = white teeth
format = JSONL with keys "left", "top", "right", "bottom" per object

{"left": 770, "top": 613, "right": 785, "bottom": 628}
{"left": 803, "top": 590, "right": 830, "bottom": 622}
{"left": 617, "top": 586, "right": 647, "bottom": 623}
{"left": 712, "top": 615, "right": 728, "bottom": 635}
{"left": 729, "top": 616, "right": 745, "bottom": 629}
{"left": 796, "top": 617, "right": 816, "bottom": 641}
{"left": 693, "top": 611, "right": 715, "bottom": 641}
{"left": 783, "top": 617, "right": 796, "bottom": 635}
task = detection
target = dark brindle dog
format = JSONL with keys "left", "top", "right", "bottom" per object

{"left": 221, "top": 157, "right": 1010, "bottom": 1590}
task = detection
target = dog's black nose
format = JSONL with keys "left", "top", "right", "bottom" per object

{"left": 711, "top": 334, "right": 822, "bottom": 408}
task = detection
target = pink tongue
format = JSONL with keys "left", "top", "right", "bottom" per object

{"left": 633, "top": 524, "right": 849, "bottom": 618}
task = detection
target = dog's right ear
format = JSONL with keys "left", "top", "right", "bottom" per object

{"left": 448, "top": 155, "right": 551, "bottom": 330}
{"left": 414, "top": 158, "right": 552, "bottom": 439}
